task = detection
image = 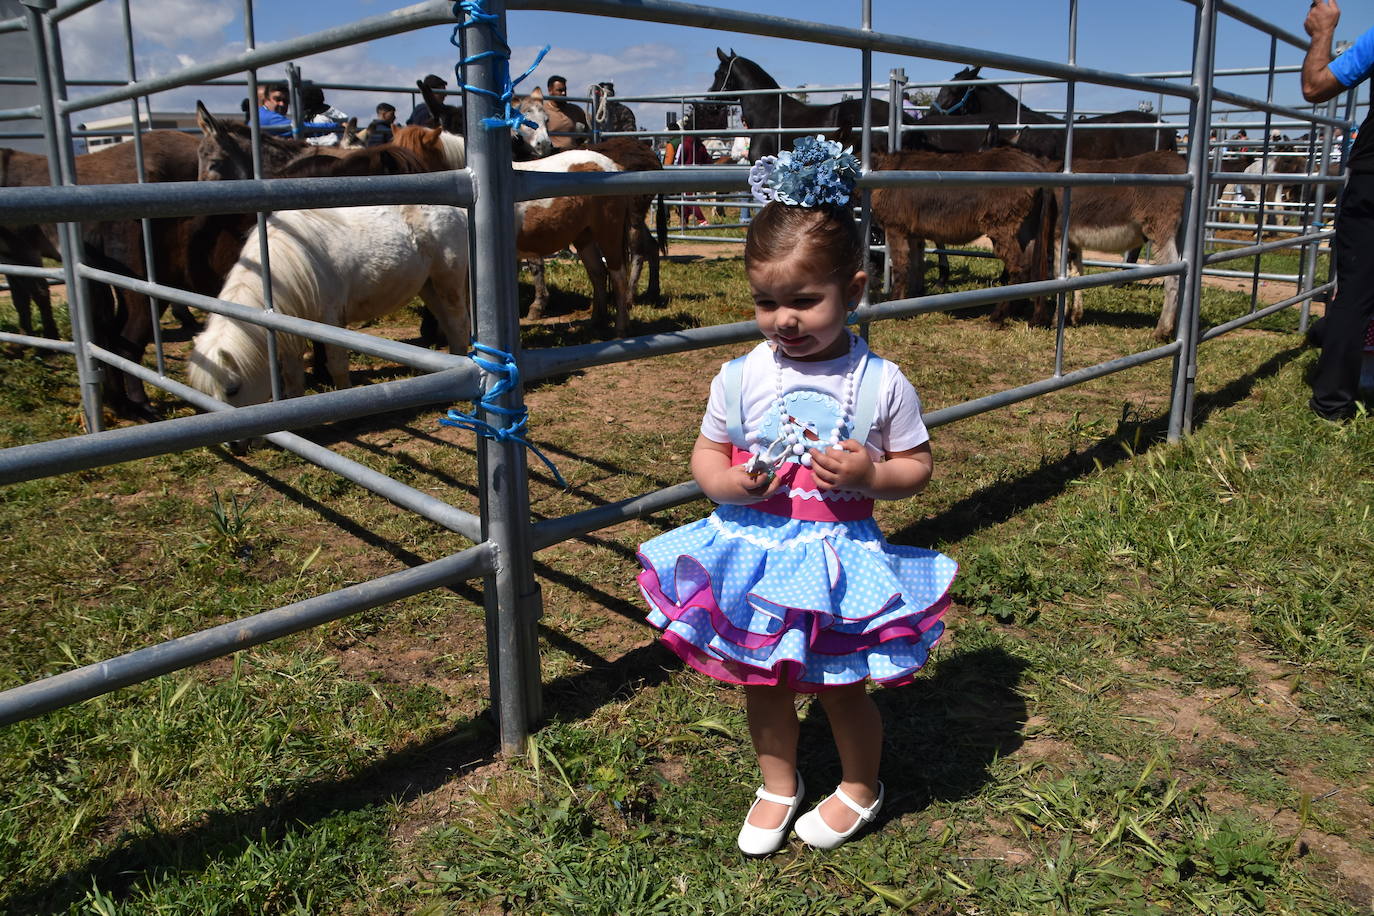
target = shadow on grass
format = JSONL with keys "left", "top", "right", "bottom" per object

{"left": 7, "top": 628, "right": 683, "bottom": 916}
{"left": 892, "top": 343, "right": 1306, "bottom": 549}
{"left": 798, "top": 646, "right": 1029, "bottom": 820}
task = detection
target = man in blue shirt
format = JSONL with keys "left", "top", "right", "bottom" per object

{"left": 256, "top": 83, "right": 294, "bottom": 135}
{"left": 1304, "top": 0, "right": 1374, "bottom": 420}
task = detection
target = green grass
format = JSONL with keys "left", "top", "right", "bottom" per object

{"left": 2, "top": 253, "right": 1372, "bottom": 914}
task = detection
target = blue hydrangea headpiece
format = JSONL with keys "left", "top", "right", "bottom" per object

{"left": 748, "top": 135, "right": 860, "bottom": 208}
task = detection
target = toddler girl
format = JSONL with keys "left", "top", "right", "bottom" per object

{"left": 636, "top": 137, "right": 956, "bottom": 855}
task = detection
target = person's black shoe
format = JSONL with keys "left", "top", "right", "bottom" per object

{"left": 1309, "top": 396, "right": 1356, "bottom": 422}
{"left": 1305, "top": 317, "right": 1326, "bottom": 349}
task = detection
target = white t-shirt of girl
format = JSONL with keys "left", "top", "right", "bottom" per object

{"left": 700, "top": 338, "right": 929, "bottom": 460}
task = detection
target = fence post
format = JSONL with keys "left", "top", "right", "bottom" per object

{"left": 1169, "top": 0, "right": 1218, "bottom": 441}
{"left": 462, "top": 0, "right": 543, "bottom": 756}
{"left": 22, "top": 0, "right": 103, "bottom": 433}
{"left": 1299, "top": 96, "right": 1338, "bottom": 333}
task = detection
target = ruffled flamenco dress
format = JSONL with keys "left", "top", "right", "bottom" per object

{"left": 637, "top": 451, "right": 957, "bottom": 692}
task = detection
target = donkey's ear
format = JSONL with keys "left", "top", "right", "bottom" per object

{"left": 969, "top": 66, "right": 982, "bottom": 78}
{"left": 717, "top": 47, "right": 728, "bottom": 62}
{"left": 195, "top": 100, "right": 215, "bottom": 135}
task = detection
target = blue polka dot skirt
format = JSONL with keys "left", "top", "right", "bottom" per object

{"left": 636, "top": 504, "right": 957, "bottom": 692}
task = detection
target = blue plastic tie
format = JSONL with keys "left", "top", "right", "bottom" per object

{"left": 441, "top": 342, "right": 568, "bottom": 488}
{"left": 449, "top": 0, "right": 550, "bottom": 132}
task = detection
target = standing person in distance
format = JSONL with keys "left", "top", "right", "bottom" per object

{"left": 366, "top": 103, "right": 397, "bottom": 147}
{"left": 407, "top": 74, "right": 448, "bottom": 128}
{"left": 1303, "top": 0, "right": 1374, "bottom": 420}
{"left": 635, "top": 136, "right": 956, "bottom": 856}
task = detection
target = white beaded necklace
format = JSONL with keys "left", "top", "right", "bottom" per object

{"left": 744, "top": 333, "right": 860, "bottom": 479}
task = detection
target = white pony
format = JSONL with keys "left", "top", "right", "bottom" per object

{"left": 186, "top": 204, "right": 470, "bottom": 407}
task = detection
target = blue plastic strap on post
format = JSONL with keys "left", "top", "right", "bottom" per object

{"left": 449, "top": 0, "right": 550, "bottom": 132}
{"left": 441, "top": 342, "right": 568, "bottom": 488}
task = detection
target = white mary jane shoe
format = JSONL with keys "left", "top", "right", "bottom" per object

{"left": 737, "top": 772, "right": 805, "bottom": 857}
{"left": 794, "top": 782, "right": 884, "bottom": 850}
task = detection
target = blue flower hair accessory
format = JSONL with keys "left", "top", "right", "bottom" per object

{"left": 748, "top": 135, "right": 860, "bottom": 208}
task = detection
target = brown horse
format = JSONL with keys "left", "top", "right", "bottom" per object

{"left": 523, "top": 137, "right": 667, "bottom": 311}
{"left": 870, "top": 148, "right": 1055, "bottom": 326}
{"left": 1045, "top": 151, "right": 1187, "bottom": 339}
{"left": 0, "top": 132, "right": 206, "bottom": 418}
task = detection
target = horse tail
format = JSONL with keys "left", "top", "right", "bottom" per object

{"left": 655, "top": 194, "right": 668, "bottom": 255}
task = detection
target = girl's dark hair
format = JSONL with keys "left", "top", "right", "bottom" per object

{"left": 744, "top": 202, "right": 865, "bottom": 279}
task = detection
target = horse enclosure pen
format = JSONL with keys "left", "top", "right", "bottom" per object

{"left": 0, "top": 0, "right": 1357, "bottom": 762}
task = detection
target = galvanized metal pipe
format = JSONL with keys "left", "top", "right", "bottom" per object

{"left": 463, "top": 0, "right": 540, "bottom": 755}
{"left": 0, "top": 365, "right": 479, "bottom": 485}
{"left": 0, "top": 542, "right": 495, "bottom": 728}
{"left": 0, "top": 170, "right": 476, "bottom": 225}
{"left": 100, "top": 355, "right": 484, "bottom": 542}
{"left": 77, "top": 264, "right": 472, "bottom": 374}
{"left": 60, "top": 0, "right": 459, "bottom": 114}
{"left": 509, "top": 0, "right": 1193, "bottom": 100}
{"left": 1169, "top": 0, "right": 1218, "bottom": 441}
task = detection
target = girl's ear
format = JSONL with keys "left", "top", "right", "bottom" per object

{"left": 846, "top": 270, "right": 868, "bottom": 309}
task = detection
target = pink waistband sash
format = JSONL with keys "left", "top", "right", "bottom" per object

{"left": 731, "top": 446, "right": 874, "bottom": 522}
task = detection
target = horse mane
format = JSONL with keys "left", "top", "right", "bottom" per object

{"left": 390, "top": 125, "right": 467, "bottom": 169}
{"left": 718, "top": 51, "right": 780, "bottom": 90}
{"left": 276, "top": 145, "right": 436, "bottom": 178}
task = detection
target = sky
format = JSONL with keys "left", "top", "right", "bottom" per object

{"left": 41, "top": 0, "right": 1369, "bottom": 133}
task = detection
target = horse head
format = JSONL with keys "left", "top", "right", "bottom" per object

{"left": 710, "top": 47, "right": 743, "bottom": 98}
{"left": 932, "top": 66, "right": 983, "bottom": 116}
{"left": 187, "top": 327, "right": 263, "bottom": 408}
{"left": 195, "top": 100, "right": 253, "bottom": 180}
{"left": 512, "top": 88, "right": 554, "bottom": 159}
{"left": 417, "top": 78, "right": 465, "bottom": 134}
{"left": 337, "top": 117, "right": 365, "bottom": 149}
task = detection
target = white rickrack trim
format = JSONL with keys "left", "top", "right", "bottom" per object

{"left": 708, "top": 513, "right": 885, "bottom": 551}
{"left": 782, "top": 486, "right": 866, "bottom": 502}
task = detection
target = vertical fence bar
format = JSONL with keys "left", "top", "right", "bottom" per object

{"left": 24, "top": 0, "right": 102, "bottom": 432}
{"left": 242, "top": 0, "right": 283, "bottom": 403}
{"left": 463, "top": 0, "right": 541, "bottom": 756}
{"left": 120, "top": 0, "right": 166, "bottom": 381}
{"left": 1169, "top": 0, "right": 1218, "bottom": 440}
{"left": 1249, "top": 34, "right": 1279, "bottom": 312}
{"left": 1299, "top": 96, "right": 1337, "bottom": 333}
{"left": 1053, "top": 0, "right": 1079, "bottom": 378}
{"left": 883, "top": 66, "right": 904, "bottom": 296}
{"left": 858, "top": 0, "right": 873, "bottom": 331}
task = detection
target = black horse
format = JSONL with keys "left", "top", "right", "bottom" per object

{"left": 930, "top": 66, "right": 1177, "bottom": 160}
{"left": 708, "top": 48, "right": 913, "bottom": 160}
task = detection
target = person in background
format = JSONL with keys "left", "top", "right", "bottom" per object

{"left": 255, "top": 81, "right": 294, "bottom": 135}
{"left": 592, "top": 81, "right": 637, "bottom": 136}
{"left": 407, "top": 74, "right": 448, "bottom": 128}
{"left": 674, "top": 111, "right": 712, "bottom": 227}
{"left": 1303, "top": 0, "right": 1374, "bottom": 420}
{"left": 366, "top": 103, "right": 397, "bottom": 147}
{"left": 300, "top": 84, "right": 350, "bottom": 147}
{"left": 545, "top": 74, "right": 589, "bottom": 149}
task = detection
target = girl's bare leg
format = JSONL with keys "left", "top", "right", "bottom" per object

{"left": 743, "top": 683, "right": 801, "bottom": 829}
{"left": 816, "top": 682, "right": 883, "bottom": 830}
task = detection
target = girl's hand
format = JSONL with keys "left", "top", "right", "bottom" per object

{"left": 691, "top": 435, "right": 784, "bottom": 505}
{"left": 813, "top": 441, "right": 934, "bottom": 500}
{"left": 810, "top": 439, "right": 875, "bottom": 492}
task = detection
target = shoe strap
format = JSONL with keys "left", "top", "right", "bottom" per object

{"left": 755, "top": 785, "right": 799, "bottom": 806}
{"left": 832, "top": 783, "right": 883, "bottom": 821}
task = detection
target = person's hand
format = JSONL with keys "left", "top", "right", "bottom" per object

{"left": 729, "top": 462, "right": 785, "bottom": 503}
{"left": 809, "top": 440, "right": 876, "bottom": 492}
{"left": 1306, "top": 0, "right": 1340, "bottom": 38}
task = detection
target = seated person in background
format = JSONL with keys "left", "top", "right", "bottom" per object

{"left": 366, "top": 103, "right": 397, "bottom": 147}
{"left": 300, "top": 84, "right": 351, "bottom": 147}
{"left": 592, "top": 81, "right": 637, "bottom": 136}
{"left": 545, "top": 74, "right": 589, "bottom": 149}
{"left": 407, "top": 74, "right": 448, "bottom": 128}
{"left": 255, "top": 82, "right": 294, "bottom": 135}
